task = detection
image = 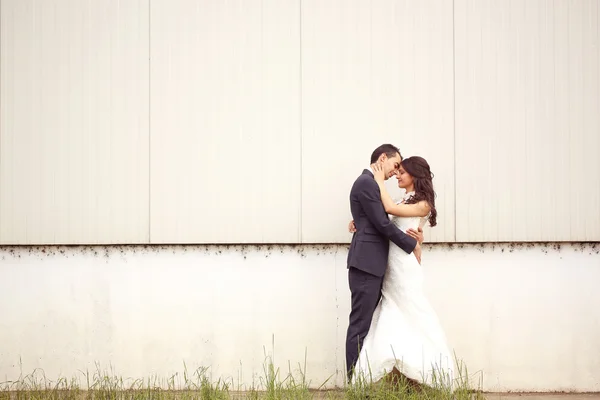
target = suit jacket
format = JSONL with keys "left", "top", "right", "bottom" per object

{"left": 347, "top": 169, "right": 417, "bottom": 277}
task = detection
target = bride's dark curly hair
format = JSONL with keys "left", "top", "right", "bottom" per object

{"left": 401, "top": 156, "right": 437, "bottom": 227}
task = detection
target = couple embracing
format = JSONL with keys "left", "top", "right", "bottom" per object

{"left": 345, "top": 144, "right": 454, "bottom": 390}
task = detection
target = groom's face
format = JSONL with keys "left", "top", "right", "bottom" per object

{"left": 382, "top": 153, "right": 402, "bottom": 179}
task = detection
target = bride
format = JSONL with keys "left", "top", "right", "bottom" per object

{"left": 348, "top": 156, "right": 455, "bottom": 389}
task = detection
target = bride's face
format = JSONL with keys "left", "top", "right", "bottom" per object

{"left": 396, "top": 166, "right": 414, "bottom": 189}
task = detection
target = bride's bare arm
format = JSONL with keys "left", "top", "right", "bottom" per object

{"left": 374, "top": 180, "right": 430, "bottom": 217}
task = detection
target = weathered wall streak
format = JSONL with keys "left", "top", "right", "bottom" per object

{"left": 1, "top": 243, "right": 600, "bottom": 392}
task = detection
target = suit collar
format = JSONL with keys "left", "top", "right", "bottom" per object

{"left": 363, "top": 168, "right": 374, "bottom": 177}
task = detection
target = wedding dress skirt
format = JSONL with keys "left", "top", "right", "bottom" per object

{"left": 351, "top": 213, "right": 455, "bottom": 388}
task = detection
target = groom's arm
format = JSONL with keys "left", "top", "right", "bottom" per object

{"left": 357, "top": 180, "right": 417, "bottom": 254}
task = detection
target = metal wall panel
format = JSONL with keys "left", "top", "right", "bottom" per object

{"left": 0, "top": 0, "right": 150, "bottom": 244}
{"left": 149, "top": 0, "right": 301, "bottom": 243}
{"left": 2, "top": 0, "right": 597, "bottom": 245}
{"left": 300, "top": 0, "right": 455, "bottom": 243}
{"left": 455, "top": 0, "right": 600, "bottom": 241}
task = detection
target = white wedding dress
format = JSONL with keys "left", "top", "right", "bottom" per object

{"left": 351, "top": 193, "right": 455, "bottom": 388}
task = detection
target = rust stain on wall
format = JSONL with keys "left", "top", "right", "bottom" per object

{"left": 0, "top": 242, "right": 598, "bottom": 261}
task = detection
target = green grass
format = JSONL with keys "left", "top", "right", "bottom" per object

{"left": 0, "top": 353, "right": 483, "bottom": 400}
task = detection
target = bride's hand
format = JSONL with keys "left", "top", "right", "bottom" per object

{"left": 371, "top": 162, "right": 386, "bottom": 183}
{"left": 413, "top": 243, "right": 422, "bottom": 264}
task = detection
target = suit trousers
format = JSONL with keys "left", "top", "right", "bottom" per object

{"left": 345, "top": 266, "right": 384, "bottom": 381}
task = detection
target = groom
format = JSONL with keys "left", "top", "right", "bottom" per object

{"left": 345, "top": 143, "right": 423, "bottom": 381}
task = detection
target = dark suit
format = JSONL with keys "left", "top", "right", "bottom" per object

{"left": 345, "top": 169, "right": 417, "bottom": 380}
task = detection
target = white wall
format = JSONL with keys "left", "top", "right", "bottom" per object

{"left": 454, "top": 0, "right": 600, "bottom": 242}
{"left": 0, "top": 0, "right": 150, "bottom": 244}
{"left": 2, "top": 0, "right": 598, "bottom": 245}
{"left": 1, "top": 244, "right": 600, "bottom": 392}
{"left": 149, "top": 0, "right": 302, "bottom": 244}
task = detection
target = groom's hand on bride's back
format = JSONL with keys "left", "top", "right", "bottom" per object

{"left": 348, "top": 220, "right": 356, "bottom": 233}
{"left": 406, "top": 227, "right": 424, "bottom": 244}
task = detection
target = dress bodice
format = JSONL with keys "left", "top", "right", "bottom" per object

{"left": 389, "top": 191, "right": 428, "bottom": 232}
{"left": 391, "top": 214, "right": 426, "bottom": 232}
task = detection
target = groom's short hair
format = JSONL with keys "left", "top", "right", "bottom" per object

{"left": 370, "top": 144, "right": 402, "bottom": 163}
